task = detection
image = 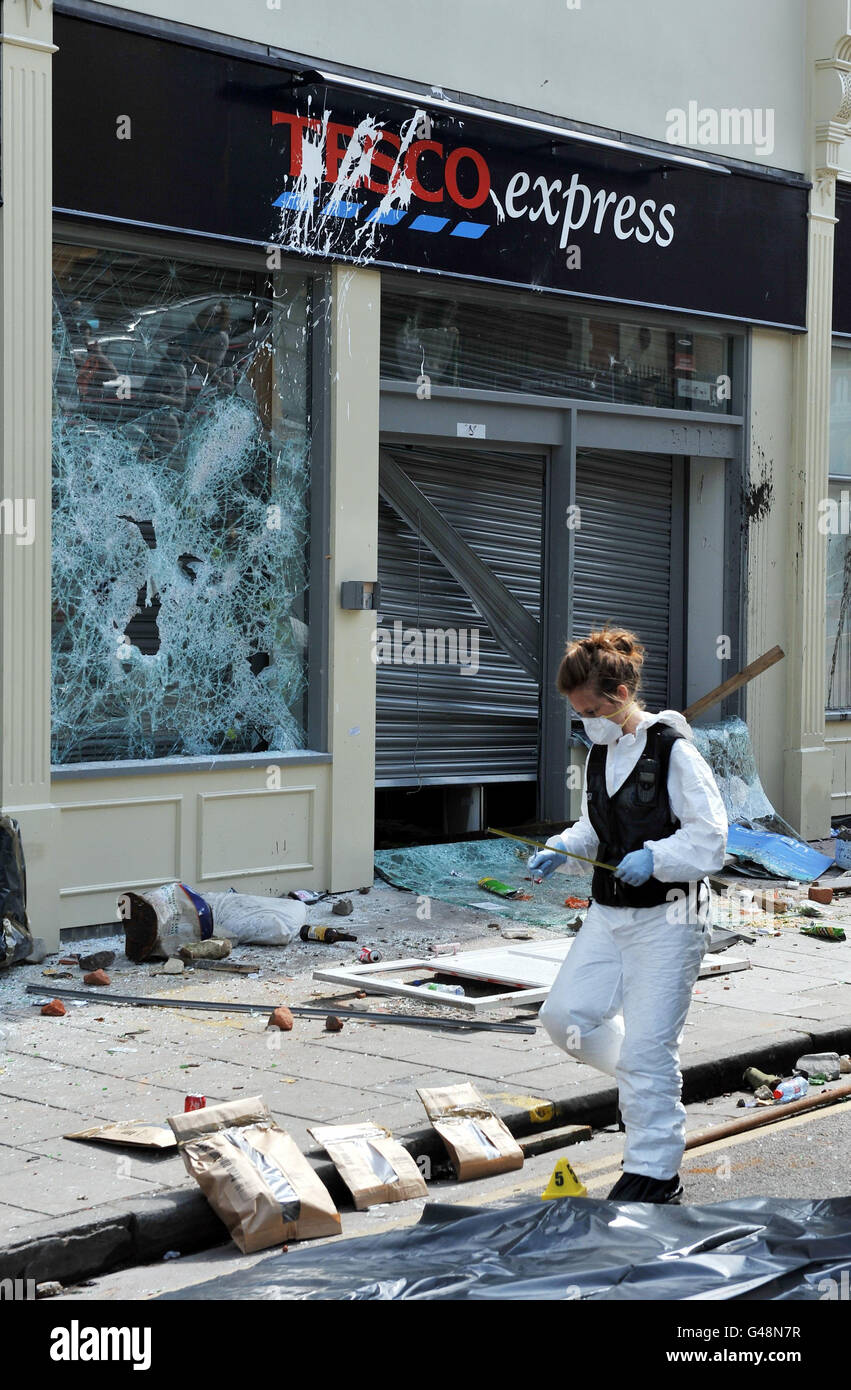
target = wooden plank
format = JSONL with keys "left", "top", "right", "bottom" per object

{"left": 683, "top": 644, "right": 784, "bottom": 723}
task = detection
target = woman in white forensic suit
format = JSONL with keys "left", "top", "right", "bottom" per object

{"left": 533, "top": 626, "right": 728, "bottom": 1203}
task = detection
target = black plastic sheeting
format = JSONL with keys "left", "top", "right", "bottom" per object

{"left": 0, "top": 815, "right": 31, "bottom": 969}
{"left": 162, "top": 1195, "right": 851, "bottom": 1300}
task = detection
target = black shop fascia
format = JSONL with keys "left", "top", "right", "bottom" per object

{"left": 53, "top": 9, "right": 808, "bottom": 329}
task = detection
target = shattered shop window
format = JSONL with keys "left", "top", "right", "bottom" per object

{"left": 51, "top": 243, "right": 312, "bottom": 764}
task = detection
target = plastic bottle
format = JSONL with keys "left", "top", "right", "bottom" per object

{"left": 793, "top": 1051, "right": 841, "bottom": 1080}
{"left": 413, "top": 980, "right": 466, "bottom": 997}
{"left": 773, "top": 1076, "right": 809, "bottom": 1102}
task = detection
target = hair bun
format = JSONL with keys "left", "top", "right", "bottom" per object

{"left": 557, "top": 624, "right": 646, "bottom": 699}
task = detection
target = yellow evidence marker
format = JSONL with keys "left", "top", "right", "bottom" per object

{"left": 542, "top": 1157, "right": 588, "bottom": 1200}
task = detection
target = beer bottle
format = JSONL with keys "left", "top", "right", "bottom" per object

{"left": 299, "top": 924, "right": 358, "bottom": 944}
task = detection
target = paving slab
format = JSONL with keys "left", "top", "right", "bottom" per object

{"left": 0, "top": 1157, "right": 162, "bottom": 1217}
{"left": 0, "top": 1097, "right": 119, "bottom": 1145}
{"left": 0, "top": 1142, "right": 48, "bottom": 1178}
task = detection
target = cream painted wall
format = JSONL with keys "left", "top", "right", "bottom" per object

{"left": 826, "top": 725, "right": 851, "bottom": 814}
{"left": 48, "top": 761, "right": 331, "bottom": 938}
{"left": 91, "top": 0, "right": 808, "bottom": 171}
{"left": 747, "top": 328, "right": 796, "bottom": 822}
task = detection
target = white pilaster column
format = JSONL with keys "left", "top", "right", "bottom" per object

{"left": 326, "top": 266, "right": 380, "bottom": 890}
{"left": 0, "top": 0, "right": 60, "bottom": 943}
{"left": 784, "top": 172, "right": 838, "bottom": 837}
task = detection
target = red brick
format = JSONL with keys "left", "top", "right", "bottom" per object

{"left": 41, "top": 999, "right": 66, "bottom": 1017}
{"left": 267, "top": 1006, "right": 294, "bottom": 1031}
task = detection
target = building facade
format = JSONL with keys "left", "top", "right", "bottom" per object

{"left": 2, "top": 0, "right": 850, "bottom": 944}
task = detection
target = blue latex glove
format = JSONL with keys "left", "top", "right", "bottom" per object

{"left": 614, "top": 846, "right": 654, "bottom": 886}
{"left": 528, "top": 838, "right": 569, "bottom": 880}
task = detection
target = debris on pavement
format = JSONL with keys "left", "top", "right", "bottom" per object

{"left": 35, "top": 1282, "right": 63, "bottom": 1299}
{"left": 809, "top": 885, "right": 834, "bottom": 905}
{"left": 693, "top": 715, "right": 799, "bottom": 838}
{"left": 748, "top": 889, "right": 793, "bottom": 914}
{"left": 154, "top": 958, "right": 185, "bottom": 975}
{"left": 794, "top": 1051, "right": 843, "bottom": 1080}
{"left": 300, "top": 924, "right": 357, "bottom": 944}
{"left": 120, "top": 881, "right": 307, "bottom": 960}
{"left": 773, "top": 1076, "right": 809, "bottom": 1102}
{"left": 418, "top": 1082, "right": 525, "bottom": 1181}
{"left": 78, "top": 949, "right": 116, "bottom": 972}
{"left": 743, "top": 1066, "right": 782, "bottom": 1092}
{"left": 83, "top": 969, "right": 111, "bottom": 986}
{"left": 22, "top": 984, "right": 535, "bottom": 1032}
{"left": 725, "top": 823, "right": 834, "bottom": 882}
{"left": 325, "top": 1015, "right": 344, "bottom": 1032}
{"left": 478, "top": 877, "right": 525, "bottom": 899}
{"left": 331, "top": 898, "right": 354, "bottom": 916}
{"left": 169, "top": 1095, "right": 341, "bottom": 1253}
{"left": 268, "top": 1006, "right": 294, "bottom": 1031}
{"left": 64, "top": 1120, "right": 177, "bottom": 1150}
{"left": 178, "top": 938, "right": 231, "bottom": 962}
{"left": 40, "top": 998, "right": 66, "bottom": 1017}
{"left": 190, "top": 958, "right": 258, "bottom": 974}
{"left": 800, "top": 923, "right": 847, "bottom": 942}
{"left": 308, "top": 1121, "right": 428, "bottom": 1209}
{"left": 375, "top": 839, "right": 592, "bottom": 928}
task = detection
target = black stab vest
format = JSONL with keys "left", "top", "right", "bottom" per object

{"left": 586, "top": 722, "right": 692, "bottom": 909}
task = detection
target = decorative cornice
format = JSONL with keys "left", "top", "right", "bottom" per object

{"left": 813, "top": 57, "right": 851, "bottom": 179}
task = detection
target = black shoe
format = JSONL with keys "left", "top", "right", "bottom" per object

{"left": 606, "top": 1170, "right": 683, "bottom": 1204}
{"left": 616, "top": 1106, "right": 626, "bottom": 1133}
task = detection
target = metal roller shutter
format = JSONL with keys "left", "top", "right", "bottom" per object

{"left": 376, "top": 445, "right": 544, "bottom": 785}
{"left": 574, "top": 450, "right": 676, "bottom": 710}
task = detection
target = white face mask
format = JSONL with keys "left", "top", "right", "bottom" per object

{"left": 580, "top": 697, "right": 635, "bottom": 745}
{"left": 582, "top": 716, "right": 624, "bottom": 745}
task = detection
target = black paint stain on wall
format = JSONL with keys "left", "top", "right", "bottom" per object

{"left": 743, "top": 446, "right": 774, "bottom": 527}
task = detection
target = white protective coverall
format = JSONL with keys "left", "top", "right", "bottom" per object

{"left": 538, "top": 709, "right": 728, "bottom": 1180}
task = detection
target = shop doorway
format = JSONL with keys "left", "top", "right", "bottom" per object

{"left": 375, "top": 441, "right": 545, "bottom": 834}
